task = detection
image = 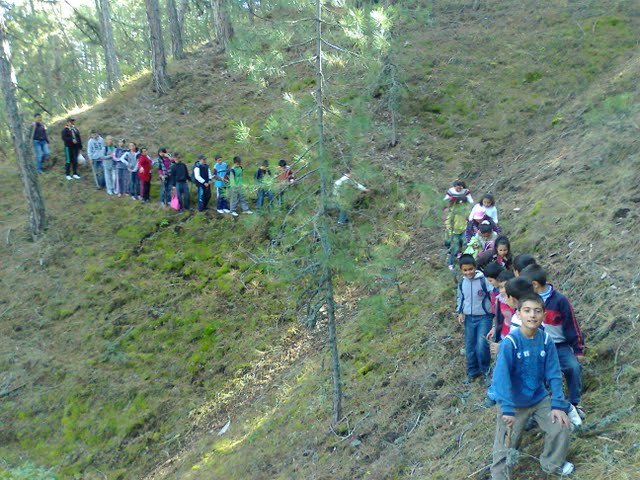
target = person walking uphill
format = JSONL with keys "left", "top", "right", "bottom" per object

{"left": 194, "top": 154, "right": 213, "bottom": 211}
{"left": 333, "top": 170, "right": 369, "bottom": 224}
{"left": 170, "top": 153, "right": 191, "bottom": 210}
{"left": 228, "top": 156, "right": 253, "bottom": 217}
{"left": 61, "top": 117, "right": 82, "bottom": 180}
{"left": 28, "top": 113, "right": 49, "bottom": 173}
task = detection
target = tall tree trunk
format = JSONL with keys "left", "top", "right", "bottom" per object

{"left": 177, "top": 0, "right": 187, "bottom": 29}
{"left": 166, "top": 0, "right": 185, "bottom": 60}
{"left": 212, "top": 0, "right": 233, "bottom": 53}
{"left": 144, "top": 0, "right": 170, "bottom": 94}
{"left": 0, "top": 8, "right": 47, "bottom": 238}
{"left": 315, "top": 0, "right": 342, "bottom": 426}
{"left": 96, "top": 0, "right": 120, "bottom": 91}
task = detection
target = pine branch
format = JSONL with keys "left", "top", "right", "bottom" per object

{"left": 321, "top": 38, "right": 360, "bottom": 57}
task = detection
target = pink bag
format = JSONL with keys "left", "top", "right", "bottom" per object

{"left": 170, "top": 191, "right": 180, "bottom": 210}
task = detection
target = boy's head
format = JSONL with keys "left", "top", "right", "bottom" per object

{"left": 278, "top": 159, "right": 287, "bottom": 168}
{"left": 214, "top": 153, "right": 222, "bottom": 163}
{"left": 452, "top": 180, "right": 466, "bottom": 192}
{"left": 141, "top": 147, "right": 148, "bottom": 155}
{"left": 458, "top": 254, "right": 477, "bottom": 279}
{"left": 261, "top": 159, "right": 269, "bottom": 168}
{"left": 497, "top": 270, "right": 515, "bottom": 298}
{"left": 504, "top": 277, "right": 534, "bottom": 309}
{"left": 34, "top": 113, "right": 42, "bottom": 121}
{"left": 158, "top": 148, "right": 167, "bottom": 156}
{"left": 519, "top": 264, "right": 547, "bottom": 292}
{"left": 90, "top": 130, "right": 97, "bottom": 138}
{"left": 197, "top": 154, "right": 207, "bottom": 164}
{"left": 517, "top": 293, "right": 545, "bottom": 331}
{"left": 174, "top": 152, "right": 181, "bottom": 161}
{"left": 513, "top": 254, "right": 537, "bottom": 276}
{"left": 483, "top": 262, "right": 505, "bottom": 288}
{"left": 233, "top": 156, "right": 242, "bottom": 165}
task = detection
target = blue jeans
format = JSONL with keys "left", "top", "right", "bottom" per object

{"left": 33, "top": 140, "right": 49, "bottom": 173}
{"left": 197, "top": 185, "right": 211, "bottom": 211}
{"left": 160, "top": 179, "right": 172, "bottom": 205}
{"left": 256, "top": 188, "right": 273, "bottom": 209}
{"left": 129, "top": 172, "right": 140, "bottom": 197}
{"left": 93, "top": 159, "right": 105, "bottom": 188}
{"left": 176, "top": 181, "right": 190, "bottom": 210}
{"left": 556, "top": 344, "right": 582, "bottom": 405}
{"left": 216, "top": 186, "right": 228, "bottom": 211}
{"left": 464, "top": 314, "right": 492, "bottom": 377}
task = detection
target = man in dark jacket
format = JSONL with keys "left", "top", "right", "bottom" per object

{"left": 61, "top": 117, "right": 82, "bottom": 180}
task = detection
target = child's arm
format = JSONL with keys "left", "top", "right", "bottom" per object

{"left": 559, "top": 296, "right": 584, "bottom": 357}
{"left": 456, "top": 282, "right": 464, "bottom": 324}
{"left": 492, "top": 337, "right": 516, "bottom": 419}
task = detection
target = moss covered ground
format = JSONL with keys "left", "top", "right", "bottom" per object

{"left": 1, "top": 1, "right": 640, "bottom": 479}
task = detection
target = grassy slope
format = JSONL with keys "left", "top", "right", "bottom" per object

{"left": 1, "top": 1, "right": 640, "bottom": 479}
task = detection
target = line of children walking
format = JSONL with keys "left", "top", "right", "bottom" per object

{"left": 446, "top": 180, "right": 585, "bottom": 479}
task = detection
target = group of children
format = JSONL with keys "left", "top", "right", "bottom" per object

{"left": 85, "top": 133, "right": 296, "bottom": 215}
{"left": 446, "top": 180, "right": 585, "bottom": 478}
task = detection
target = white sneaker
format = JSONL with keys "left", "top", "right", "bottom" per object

{"left": 568, "top": 405, "right": 583, "bottom": 430}
{"left": 216, "top": 209, "right": 224, "bottom": 214}
{"left": 555, "top": 461, "right": 574, "bottom": 476}
{"left": 72, "top": 174, "right": 81, "bottom": 179}
{"left": 231, "top": 211, "right": 239, "bottom": 217}
{"left": 244, "top": 210, "right": 253, "bottom": 215}
{"left": 66, "top": 175, "right": 72, "bottom": 180}
{"left": 223, "top": 209, "right": 231, "bottom": 213}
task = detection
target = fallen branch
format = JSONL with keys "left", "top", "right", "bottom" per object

{"left": 0, "top": 383, "right": 26, "bottom": 398}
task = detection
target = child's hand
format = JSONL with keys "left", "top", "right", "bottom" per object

{"left": 551, "top": 409, "right": 571, "bottom": 429}
{"left": 457, "top": 313, "right": 464, "bottom": 325}
{"left": 501, "top": 415, "right": 514, "bottom": 428}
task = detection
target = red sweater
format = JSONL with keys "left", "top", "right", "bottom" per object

{"left": 138, "top": 154, "right": 153, "bottom": 182}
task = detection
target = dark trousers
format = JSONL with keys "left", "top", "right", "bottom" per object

{"left": 198, "top": 185, "right": 212, "bottom": 211}
{"left": 129, "top": 172, "right": 140, "bottom": 197}
{"left": 141, "top": 180, "right": 151, "bottom": 202}
{"left": 176, "top": 181, "right": 190, "bottom": 210}
{"left": 64, "top": 145, "right": 79, "bottom": 175}
{"left": 160, "top": 179, "right": 172, "bottom": 205}
{"left": 216, "top": 186, "right": 228, "bottom": 211}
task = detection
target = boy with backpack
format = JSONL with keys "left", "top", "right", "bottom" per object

{"left": 456, "top": 254, "right": 493, "bottom": 385}
{"left": 228, "top": 156, "right": 253, "bottom": 217}
{"left": 520, "top": 264, "right": 585, "bottom": 419}
{"left": 489, "top": 293, "right": 574, "bottom": 479}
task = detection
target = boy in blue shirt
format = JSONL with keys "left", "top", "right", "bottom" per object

{"left": 490, "top": 293, "right": 573, "bottom": 479}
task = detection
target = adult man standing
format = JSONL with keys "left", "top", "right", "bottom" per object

{"left": 29, "top": 113, "right": 49, "bottom": 173}
{"left": 193, "top": 154, "right": 213, "bottom": 212}
{"left": 61, "top": 117, "right": 82, "bottom": 180}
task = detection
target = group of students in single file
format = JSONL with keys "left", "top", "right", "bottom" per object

{"left": 444, "top": 180, "right": 585, "bottom": 478}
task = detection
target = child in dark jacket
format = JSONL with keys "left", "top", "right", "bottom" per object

{"left": 170, "top": 153, "right": 191, "bottom": 210}
{"left": 520, "top": 264, "right": 585, "bottom": 417}
{"left": 456, "top": 254, "right": 493, "bottom": 385}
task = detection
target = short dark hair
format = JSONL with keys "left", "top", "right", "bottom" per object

{"left": 479, "top": 223, "right": 493, "bottom": 234}
{"left": 513, "top": 254, "right": 537, "bottom": 274}
{"left": 505, "top": 277, "right": 534, "bottom": 300}
{"left": 518, "top": 293, "right": 545, "bottom": 311}
{"left": 34, "top": 113, "right": 42, "bottom": 118}
{"left": 158, "top": 148, "right": 167, "bottom": 155}
{"left": 483, "top": 262, "right": 504, "bottom": 280}
{"left": 215, "top": 153, "right": 222, "bottom": 160}
{"left": 261, "top": 159, "right": 269, "bottom": 167}
{"left": 278, "top": 159, "right": 287, "bottom": 167}
{"left": 519, "top": 264, "right": 547, "bottom": 286}
{"left": 459, "top": 254, "right": 476, "bottom": 268}
{"left": 497, "top": 270, "right": 515, "bottom": 283}
{"left": 233, "top": 156, "right": 242, "bottom": 164}
{"left": 453, "top": 180, "right": 467, "bottom": 188}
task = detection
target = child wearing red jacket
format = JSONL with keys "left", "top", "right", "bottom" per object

{"left": 138, "top": 148, "right": 153, "bottom": 203}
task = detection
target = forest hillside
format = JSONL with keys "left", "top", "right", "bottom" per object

{"left": 1, "top": 1, "right": 639, "bottom": 479}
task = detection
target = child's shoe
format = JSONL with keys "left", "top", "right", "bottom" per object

{"left": 553, "top": 461, "right": 574, "bottom": 476}
{"left": 567, "top": 404, "right": 583, "bottom": 430}
{"left": 223, "top": 209, "right": 231, "bottom": 213}
{"left": 244, "top": 210, "right": 253, "bottom": 214}
{"left": 66, "top": 175, "right": 72, "bottom": 180}
{"left": 574, "top": 405, "right": 586, "bottom": 420}
{"left": 231, "top": 211, "right": 239, "bottom": 217}
{"left": 448, "top": 264, "right": 455, "bottom": 271}
{"left": 72, "top": 174, "right": 81, "bottom": 179}
{"left": 216, "top": 209, "right": 224, "bottom": 214}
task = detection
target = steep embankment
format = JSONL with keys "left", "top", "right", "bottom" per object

{"left": 1, "top": 2, "right": 639, "bottom": 480}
